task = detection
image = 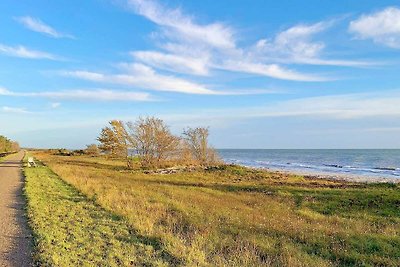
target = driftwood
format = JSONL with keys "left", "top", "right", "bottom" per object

{"left": 143, "top": 165, "right": 224, "bottom": 175}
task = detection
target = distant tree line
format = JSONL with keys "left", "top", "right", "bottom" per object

{"left": 96, "top": 117, "right": 219, "bottom": 168}
{"left": 0, "top": 135, "right": 20, "bottom": 153}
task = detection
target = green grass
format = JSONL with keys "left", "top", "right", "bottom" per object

{"left": 24, "top": 159, "right": 179, "bottom": 266}
{"left": 25, "top": 151, "right": 400, "bottom": 266}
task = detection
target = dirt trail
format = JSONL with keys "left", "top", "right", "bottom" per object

{"left": 0, "top": 151, "right": 32, "bottom": 267}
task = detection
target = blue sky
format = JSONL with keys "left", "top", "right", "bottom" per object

{"left": 1, "top": 0, "right": 400, "bottom": 149}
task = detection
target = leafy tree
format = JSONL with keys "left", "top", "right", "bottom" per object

{"left": 85, "top": 144, "right": 100, "bottom": 156}
{"left": 0, "top": 135, "right": 19, "bottom": 153}
{"left": 11, "top": 141, "right": 20, "bottom": 151}
{"left": 97, "top": 124, "right": 120, "bottom": 156}
{"left": 97, "top": 120, "right": 132, "bottom": 168}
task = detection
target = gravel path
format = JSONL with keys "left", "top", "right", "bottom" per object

{"left": 0, "top": 151, "right": 32, "bottom": 267}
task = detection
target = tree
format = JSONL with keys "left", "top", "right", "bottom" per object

{"left": 0, "top": 135, "right": 19, "bottom": 153}
{"left": 97, "top": 118, "right": 220, "bottom": 169}
{"left": 11, "top": 141, "right": 20, "bottom": 152}
{"left": 97, "top": 126, "right": 118, "bottom": 155}
{"left": 85, "top": 144, "right": 100, "bottom": 156}
{"left": 182, "top": 127, "right": 219, "bottom": 166}
{"left": 0, "top": 136, "right": 7, "bottom": 152}
{"left": 97, "top": 120, "right": 132, "bottom": 168}
{"left": 127, "top": 117, "right": 179, "bottom": 168}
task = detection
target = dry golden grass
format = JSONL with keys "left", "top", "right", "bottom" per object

{"left": 31, "top": 150, "right": 400, "bottom": 266}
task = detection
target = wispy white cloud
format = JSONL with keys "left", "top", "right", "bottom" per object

{"left": 259, "top": 22, "right": 329, "bottom": 59}
{"left": 0, "top": 44, "right": 59, "bottom": 60}
{"left": 123, "top": 0, "right": 329, "bottom": 81}
{"left": 129, "top": 47, "right": 322, "bottom": 81}
{"left": 0, "top": 87, "right": 10, "bottom": 95}
{"left": 132, "top": 51, "right": 329, "bottom": 81}
{"left": 205, "top": 88, "right": 282, "bottom": 96}
{"left": 0, "top": 87, "right": 154, "bottom": 102}
{"left": 37, "top": 89, "right": 153, "bottom": 101}
{"left": 15, "top": 16, "right": 75, "bottom": 39}
{"left": 62, "top": 64, "right": 275, "bottom": 95}
{"left": 63, "top": 65, "right": 215, "bottom": 94}
{"left": 120, "top": 0, "right": 378, "bottom": 87}
{"left": 131, "top": 51, "right": 209, "bottom": 76}
{"left": 50, "top": 102, "right": 61, "bottom": 108}
{"left": 2, "top": 106, "right": 30, "bottom": 114}
{"left": 349, "top": 7, "right": 400, "bottom": 48}
{"left": 126, "top": 0, "right": 235, "bottom": 49}
{"left": 254, "top": 21, "right": 374, "bottom": 67}
{"left": 217, "top": 61, "right": 329, "bottom": 82}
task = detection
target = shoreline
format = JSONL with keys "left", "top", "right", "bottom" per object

{"left": 236, "top": 164, "right": 400, "bottom": 184}
{"left": 219, "top": 149, "right": 400, "bottom": 184}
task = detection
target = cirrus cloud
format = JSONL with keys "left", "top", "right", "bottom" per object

{"left": 63, "top": 64, "right": 216, "bottom": 95}
{"left": 0, "top": 87, "right": 154, "bottom": 102}
{"left": 119, "top": 0, "right": 378, "bottom": 87}
{"left": 15, "top": 16, "right": 75, "bottom": 39}
{"left": 2, "top": 106, "right": 31, "bottom": 114}
{"left": 63, "top": 63, "right": 281, "bottom": 95}
{"left": 0, "top": 44, "right": 59, "bottom": 60}
{"left": 126, "top": 0, "right": 235, "bottom": 50}
{"left": 253, "top": 21, "right": 374, "bottom": 67}
{"left": 131, "top": 51, "right": 210, "bottom": 76}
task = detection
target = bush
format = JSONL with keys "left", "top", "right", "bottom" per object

{"left": 85, "top": 144, "right": 100, "bottom": 156}
{"left": 0, "top": 135, "right": 19, "bottom": 153}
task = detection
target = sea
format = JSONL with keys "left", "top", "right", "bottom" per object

{"left": 218, "top": 149, "right": 400, "bottom": 182}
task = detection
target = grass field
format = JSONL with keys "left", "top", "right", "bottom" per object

{"left": 25, "top": 150, "right": 400, "bottom": 266}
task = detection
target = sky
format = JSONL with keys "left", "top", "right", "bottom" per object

{"left": 1, "top": 0, "right": 400, "bottom": 149}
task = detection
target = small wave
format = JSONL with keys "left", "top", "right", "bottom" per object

{"left": 286, "top": 162, "right": 316, "bottom": 169}
{"left": 222, "top": 156, "right": 400, "bottom": 179}
{"left": 255, "top": 160, "right": 271, "bottom": 165}
{"left": 323, "top": 164, "right": 343, "bottom": 168}
{"left": 373, "top": 167, "right": 397, "bottom": 171}
{"left": 344, "top": 165, "right": 357, "bottom": 169}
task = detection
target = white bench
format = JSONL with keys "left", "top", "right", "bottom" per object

{"left": 28, "top": 157, "right": 37, "bottom": 167}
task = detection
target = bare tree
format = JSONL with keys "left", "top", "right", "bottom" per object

{"left": 128, "top": 117, "right": 179, "bottom": 168}
{"left": 182, "top": 127, "right": 219, "bottom": 166}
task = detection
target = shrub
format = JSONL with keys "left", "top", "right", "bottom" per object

{"left": 85, "top": 144, "right": 100, "bottom": 156}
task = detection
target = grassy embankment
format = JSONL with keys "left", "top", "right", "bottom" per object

{"left": 24, "top": 150, "right": 400, "bottom": 266}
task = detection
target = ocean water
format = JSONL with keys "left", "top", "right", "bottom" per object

{"left": 218, "top": 149, "right": 400, "bottom": 181}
